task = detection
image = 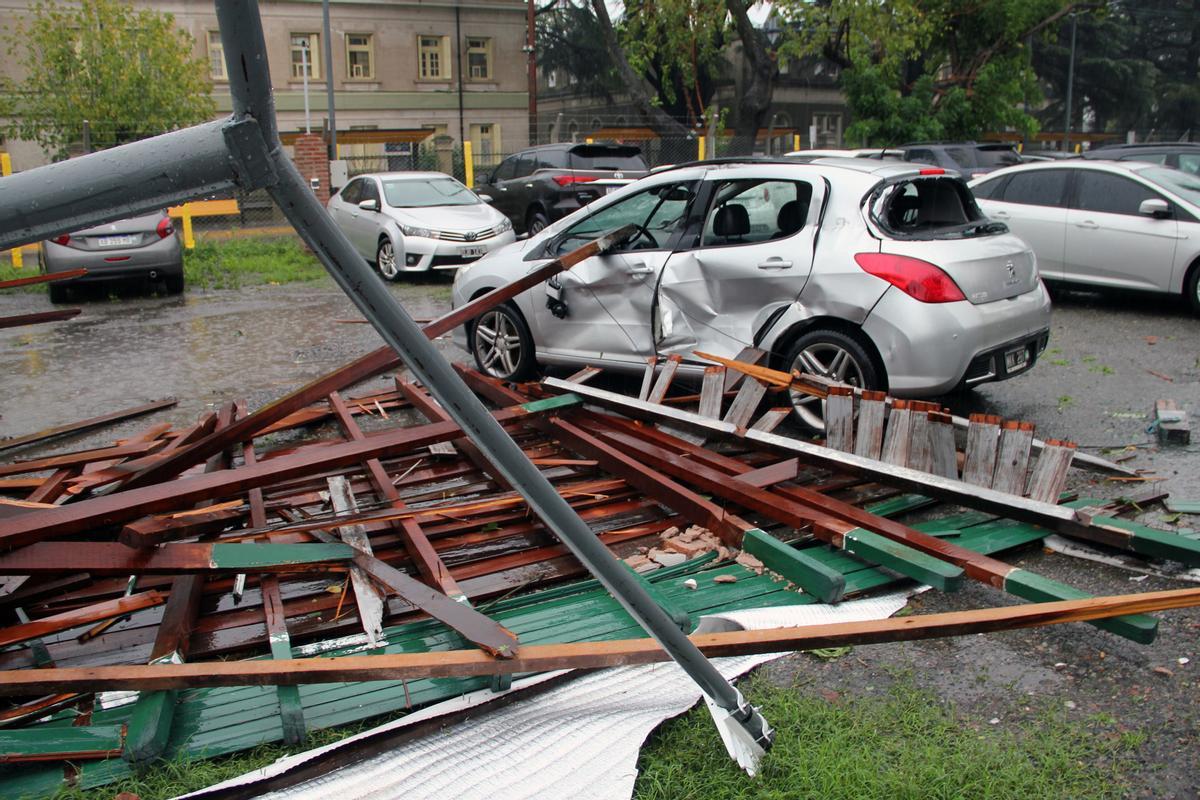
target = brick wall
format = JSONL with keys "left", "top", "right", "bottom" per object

{"left": 292, "top": 133, "right": 331, "bottom": 205}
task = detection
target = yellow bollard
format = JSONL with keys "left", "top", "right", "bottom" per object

{"left": 698, "top": 136, "right": 706, "bottom": 161}
{"left": 793, "top": 133, "right": 801, "bottom": 152}
{"left": 181, "top": 204, "right": 196, "bottom": 250}
{"left": 463, "top": 140, "right": 474, "bottom": 188}
{"left": 1, "top": 153, "right": 22, "bottom": 268}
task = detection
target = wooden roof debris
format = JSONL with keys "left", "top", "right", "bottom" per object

{"left": 1, "top": 349, "right": 1198, "bottom": 793}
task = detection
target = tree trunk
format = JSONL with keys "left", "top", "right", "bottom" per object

{"left": 726, "top": 0, "right": 777, "bottom": 144}
{"left": 588, "top": 0, "right": 691, "bottom": 136}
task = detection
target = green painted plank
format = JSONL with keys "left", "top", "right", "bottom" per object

{"left": 123, "top": 689, "right": 175, "bottom": 765}
{"left": 842, "top": 528, "right": 964, "bottom": 592}
{"left": 0, "top": 725, "right": 125, "bottom": 758}
{"left": 743, "top": 529, "right": 845, "bottom": 603}
{"left": 208, "top": 543, "right": 355, "bottom": 569}
{"left": 1004, "top": 568, "right": 1158, "bottom": 644}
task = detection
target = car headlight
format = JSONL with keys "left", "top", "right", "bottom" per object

{"left": 496, "top": 217, "right": 513, "bottom": 233}
{"left": 399, "top": 223, "right": 433, "bottom": 238}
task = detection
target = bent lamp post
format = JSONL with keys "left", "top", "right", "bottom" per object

{"left": 0, "top": 0, "right": 772, "bottom": 769}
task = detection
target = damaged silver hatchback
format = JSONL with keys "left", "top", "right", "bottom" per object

{"left": 452, "top": 158, "right": 1052, "bottom": 429}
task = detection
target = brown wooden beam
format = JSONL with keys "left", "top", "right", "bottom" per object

{"left": 0, "top": 587, "right": 1196, "bottom": 693}
{"left": 0, "top": 396, "right": 576, "bottom": 550}
{"left": 0, "top": 398, "right": 176, "bottom": 455}
{"left": 0, "top": 591, "right": 165, "bottom": 648}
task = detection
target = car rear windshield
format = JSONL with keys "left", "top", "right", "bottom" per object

{"left": 567, "top": 145, "right": 647, "bottom": 171}
{"left": 974, "top": 147, "right": 1022, "bottom": 168}
{"left": 382, "top": 178, "right": 479, "bottom": 207}
{"left": 870, "top": 176, "right": 1001, "bottom": 240}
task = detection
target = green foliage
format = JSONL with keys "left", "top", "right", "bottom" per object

{"left": 0, "top": 0, "right": 216, "bottom": 160}
{"left": 184, "top": 236, "right": 328, "bottom": 289}
{"left": 620, "top": 0, "right": 730, "bottom": 124}
{"left": 779, "top": 0, "right": 1058, "bottom": 145}
{"left": 635, "top": 675, "right": 1140, "bottom": 800}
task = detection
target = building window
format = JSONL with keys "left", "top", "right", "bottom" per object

{"left": 207, "top": 31, "right": 226, "bottom": 80}
{"left": 466, "top": 37, "right": 492, "bottom": 80}
{"left": 346, "top": 33, "right": 373, "bottom": 79}
{"left": 291, "top": 33, "right": 320, "bottom": 80}
{"left": 418, "top": 35, "right": 450, "bottom": 80}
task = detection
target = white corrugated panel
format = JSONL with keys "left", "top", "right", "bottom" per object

{"left": 180, "top": 591, "right": 912, "bottom": 800}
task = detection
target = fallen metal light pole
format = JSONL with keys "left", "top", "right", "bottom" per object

{"left": 0, "top": 0, "right": 772, "bottom": 767}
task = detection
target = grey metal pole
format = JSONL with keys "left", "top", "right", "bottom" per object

{"left": 322, "top": 0, "right": 337, "bottom": 157}
{"left": 1062, "top": 12, "right": 1077, "bottom": 153}
{"left": 214, "top": 0, "right": 771, "bottom": 757}
{"left": 301, "top": 43, "right": 312, "bottom": 134}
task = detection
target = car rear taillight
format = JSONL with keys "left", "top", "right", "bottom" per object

{"left": 156, "top": 217, "right": 175, "bottom": 239}
{"left": 52, "top": 234, "right": 71, "bottom": 246}
{"left": 854, "top": 252, "right": 966, "bottom": 303}
{"left": 552, "top": 175, "right": 597, "bottom": 187}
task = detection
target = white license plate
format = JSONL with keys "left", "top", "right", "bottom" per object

{"left": 96, "top": 235, "right": 139, "bottom": 247}
{"left": 1004, "top": 346, "right": 1030, "bottom": 371}
{"left": 459, "top": 246, "right": 486, "bottom": 258}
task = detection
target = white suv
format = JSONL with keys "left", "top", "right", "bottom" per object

{"left": 453, "top": 158, "right": 1052, "bottom": 428}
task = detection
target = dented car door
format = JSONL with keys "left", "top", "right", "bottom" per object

{"left": 656, "top": 174, "right": 824, "bottom": 359}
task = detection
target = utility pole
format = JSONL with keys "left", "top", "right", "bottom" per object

{"left": 526, "top": 0, "right": 537, "bottom": 146}
{"left": 322, "top": 0, "right": 337, "bottom": 158}
{"left": 1062, "top": 12, "right": 1077, "bottom": 153}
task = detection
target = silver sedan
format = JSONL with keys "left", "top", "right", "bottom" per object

{"left": 327, "top": 172, "right": 515, "bottom": 279}
{"left": 453, "top": 158, "right": 1052, "bottom": 429}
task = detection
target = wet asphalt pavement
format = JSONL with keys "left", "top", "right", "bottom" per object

{"left": 1, "top": 277, "right": 1198, "bottom": 796}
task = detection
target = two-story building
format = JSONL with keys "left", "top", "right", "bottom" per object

{"left": 0, "top": 0, "right": 531, "bottom": 169}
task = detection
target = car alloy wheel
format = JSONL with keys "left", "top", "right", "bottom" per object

{"left": 472, "top": 305, "right": 534, "bottom": 380}
{"left": 377, "top": 239, "right": 400, "bottom": 281}
{"left": 785, "top": 330, "right": 878, "bottom": 432}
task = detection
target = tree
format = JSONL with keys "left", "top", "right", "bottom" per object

{"left": 780, "top": 0, "right": 1085, "bottom": 145}
{"left": 0, "top": 0, "right": 216, "bottom": 161}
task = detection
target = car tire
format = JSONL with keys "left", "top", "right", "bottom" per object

{"left": 470, "top": 303, "right": 536, "bottom": 381}
{"left": 784, "top": 328, "right": 882, "bottom": 432}
{"left": 526, "top": 209, "right": 549, "bottom": 237}
{"left": 48, "top": 283, "right": 70, "bottom": 304}
{"left": 1186, "top": 263, "right": 1200, "bottom": 316}
{"left": 377, "top": 238, "right": 401, "bottom": 281}
{"left": 165, "top": 274, "right": 184, "bottom": 295}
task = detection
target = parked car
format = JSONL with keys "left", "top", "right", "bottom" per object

{"left": 453, "top": 158, "right": 1051, "bottom": 429}
{"left": 1081, "top": 141, "right": 1200, "bottom": 175}
{"left": 40, "top": 210, "right": 183, "bottom": 302}
{"left": 474, "top": 143, "right": 649, "bottom": 236}
{"left": 897, "top": 142, "right": 1022, "bottom": 177}
{"left": 786, "top": 148, "right": 904, "bottom": 160}
{"left": 327, "top": 172, "right": 514, "bottom": 278}
{"left": 970, "top": 160, "right": 1200, "bottom": 314}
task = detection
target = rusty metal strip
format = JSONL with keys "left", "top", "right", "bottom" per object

{"left": 0, "top": 308, "right": 80, "bottom": 330}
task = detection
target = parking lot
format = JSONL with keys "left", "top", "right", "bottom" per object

{"left": 2, "top": 275, "right": 1197, "bottom": 797}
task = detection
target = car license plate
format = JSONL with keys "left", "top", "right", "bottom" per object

{"left": 1004, "top": 346, "right": 1030, "bottom": 372}
{"left": 96, "top": 235, "right": 139, "bottom": 247}
{"left": 459, "top": 246, "right": 486, "bottom": 258}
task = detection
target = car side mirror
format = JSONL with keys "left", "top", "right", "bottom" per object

{"left": 1139, "top": 198, "right": 1171, "bottom": 219}
{"left": 358, "top": 199, "right": 378, "bottom": 212}
{"left": 478, "top": 172, "right": 492, "bottom": 185}
{"left": 477, "top": 193, "right": 494, "bottom": 204}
